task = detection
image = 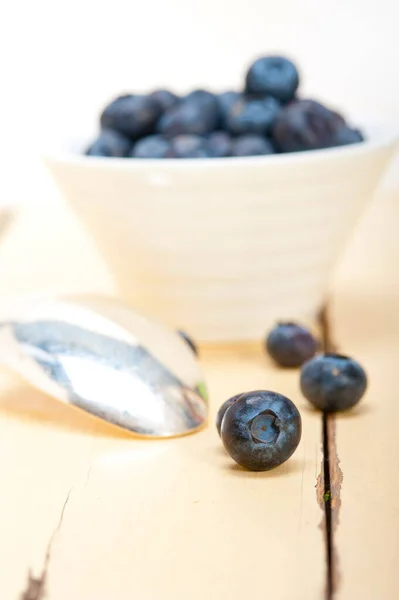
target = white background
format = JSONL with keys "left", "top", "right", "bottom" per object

{"left": 0, "top": 0, "right": 397, "bottom": 202}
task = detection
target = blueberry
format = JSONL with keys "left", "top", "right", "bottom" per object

{"left": 217, "top": 91, "right": 242, "bottom": 126}
{"left": 177, "top": 330, "right": 198, "bottom": 355}
{"left": 272, "top": 99, "right": 346, "bottom": 152}
{"left": 300, "top": 353, "right": 367, "bottom": 412}
{"left": 231, "top": 135, "right": 275, "bottom": 157}
{"left": 207, "top": 131, "right": 232, "bottom": 157}
{"left": 218, "top": 91, "right": 241, "bottom": 111}
{"left": 266, "top": 322, "right": 318, "bottom": 368}
{"left": 221, "top": 391, "right": 302, "bottom": 471}
{"left": 225, "top": 97, "right": 281, "bottom": 136}
{"left": 216, "top": 394, "right": 243, "bottom": 436}
{"left": 100, "top": 94, "right": 161, "bottom": 139}
{"left": 85, "top": 129, "right": 131, "bottom": 157}
{"left": 149, "top": 89, "right": 180, "bottom": 112}
{"left": 245, "top": 56, "right": 299, "bottom": 103}
{"left": 130, "top": 135, "right": 172, "bottom": 159}
{"left": 158, "top": 93, "right": 219, "bottom": 137}
{"left": 333, "top": 126, "right": 364, "bottom": 146}
{"left": 184, "top": 89, "right": 219, "bottom": 111}
{"left": 170, "top": 134, "right": 210, "bottom": 158}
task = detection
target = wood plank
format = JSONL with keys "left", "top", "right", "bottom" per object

{"left": 0, "top": 203, "right": 325, "bottom": 600}
{"left": 331, "top": 189, "right": 399, "bottom": 599}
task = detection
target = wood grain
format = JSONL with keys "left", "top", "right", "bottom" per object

{"left": 0, "top": 202, "right": 325, "bottom": 600}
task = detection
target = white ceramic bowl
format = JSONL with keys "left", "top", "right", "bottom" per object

{"left": 45, "top": 127, "right": 397, "bottom": 342}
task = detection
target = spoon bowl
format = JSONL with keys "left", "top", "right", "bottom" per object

{"left": 0, "top": 296, "right": 208, "bottom": 437}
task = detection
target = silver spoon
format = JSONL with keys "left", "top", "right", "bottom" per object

{"left": 0, "top": 296, "right": 208, "bottom": 437}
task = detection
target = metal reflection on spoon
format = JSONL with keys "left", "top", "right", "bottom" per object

{"left": 0, "top": 296, "right": 208, "bottom": 437}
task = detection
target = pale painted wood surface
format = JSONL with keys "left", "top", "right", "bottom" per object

{"left": 0, "top": 203, "right": 325, "bottom": 599}
{"left": 331, "top": 189, "right": 399, "bottom": 600}
{"left": 1, "top": 190, "right": 398, "bottom": 599}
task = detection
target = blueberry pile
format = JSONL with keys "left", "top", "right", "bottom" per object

{"left": 86, "top": 55, "right": 364, "bottom": 159}
{"left": 212, "top": 321, "right": 367, "bottom": 471}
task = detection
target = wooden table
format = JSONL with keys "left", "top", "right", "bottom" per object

{"left": 0, "top": 190, "right": 398, "bottom": 600}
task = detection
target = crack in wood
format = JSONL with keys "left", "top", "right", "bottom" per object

{"left": 322, "top": 412, "right": 334, "bottom": 600}
{"left": 19, "top": 488, "right": 72, "bottom": 600}
{"left": 326, "top": 415, "right": 343, "bottom": 592}
{"left": 318, "top": 305, "right": 336, "bottom": 353}
{"left": 317, "top": 304, "right": 342, "bottom": 600}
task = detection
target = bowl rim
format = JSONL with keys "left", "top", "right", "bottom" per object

{"left": 43, "top": 123, "right": 398, "bottom": 171}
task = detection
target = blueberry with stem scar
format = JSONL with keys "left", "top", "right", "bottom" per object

{"left": 245, "top": 56, "right": 299, "bottom": 103}
{"left": 221, "top": 390, "right": 302, "bottom": 471}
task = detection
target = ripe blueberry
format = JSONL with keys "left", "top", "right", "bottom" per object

{"left": 85, "top": 129, "right": 131, "bottom": 157}
{"left": 159, "top": 92, "right": 219, "bottom": 136}
{"left": 300, "top": 353, "right": 367, "bottom": 412}
{"left": 221, "top": 391, "right": 302, "bottom": 471}
{"left": 207, "top": 131, "right": 232, "bottom": 157}
{"left": 184, "top": 89, "right": 218, "bottom": 110}
{"left": 149, "top": 89, "right": 180, "bottom": 112}
{"left": 231, "top": 134, "right": 275, "bottom": 157}
{"left": 215, "top": 394, "right": 243, "bottom": 436}
{"left": 245, "top": 56, "right": 299, "bottom": 103}
{"left": 266, "top": 322, "right": 317, "bottom": 368}
{"left": 100, "top": 94, "right": 161, "bottom": 139}
{"left": 130, "top": 135, "right": 172, "bottom": 159}
{"left": 217, "top": 91, "right": 242, "bottom": 126}
{"left": 225, "top": 97, "right": 281, "bottom": 136}
{"left": 333, "top": 126, "right": 364, "bottom": 146}
{"left": 170, "top": 134, "right": 210, "bottom": 158}
{"left": 272, "top": 99, "right": 346, "bottom": 152}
